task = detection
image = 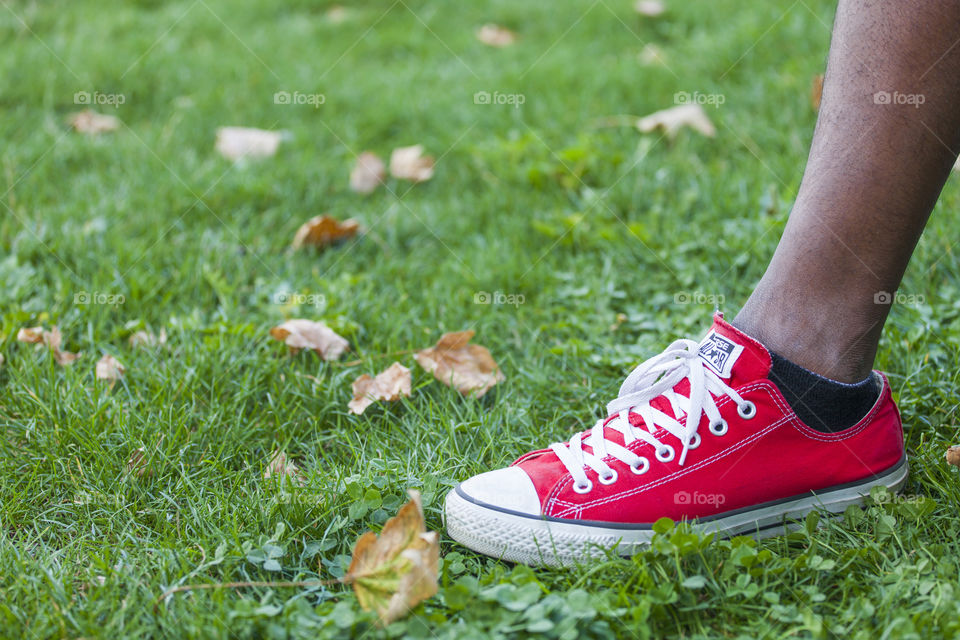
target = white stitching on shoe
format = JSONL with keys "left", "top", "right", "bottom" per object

{"left": 549, "top": 414, "right": 789, "bottom": 517}
{"left": 544, "top": 379, "right": 894, "bottom": 518}
{"left": 544, "top": 385, "right": 765, "bottom": 511}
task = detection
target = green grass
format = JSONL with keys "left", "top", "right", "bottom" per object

{"left": 3, "top": 0, "right": 960, "bottom": 637}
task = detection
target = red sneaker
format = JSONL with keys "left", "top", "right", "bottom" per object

{"left": 445, "top": 314, "right": 908, "bottom": 566}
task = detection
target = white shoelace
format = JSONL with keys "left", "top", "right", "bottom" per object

{"left": 550, "top": 339, "right": 756, "bottom": 493}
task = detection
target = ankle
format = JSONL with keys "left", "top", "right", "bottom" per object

{"left": 732, "top": 297, "right": 880, "bottom": 383}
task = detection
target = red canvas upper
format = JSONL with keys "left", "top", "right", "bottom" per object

{"left": 512, "top": 313, "right": 905, "bottom": 523}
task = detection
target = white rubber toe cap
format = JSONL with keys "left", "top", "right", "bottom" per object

{"left": 458, "top": 467, "right": 542, "bottom": 516}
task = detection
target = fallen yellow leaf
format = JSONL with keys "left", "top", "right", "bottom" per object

{"left": 70, "top": 110, "right": 121, "bottom": 134}
{"left": 291, "top": 215, "right": 360, "bottom": 250}
{"left": 476, "top": 23, "right": 516, "bottom": 47}
{"left": 96, "top": 354, "right": 125, "bottom": 381}
{"left": 215, "top": 126, "right": 285, "bottom": 161}
{"left": 637, "top": 103, "right": 715, "bottom": 139}
{"left": 269, "top": 319, "right": 349, "bottom": 360}
{"left": 414, "top": 330, "right": 505, "bottom": 397}
{"left": 349, "top": 362, "right": 413, "bottom": 415}
{"left": 389, "top": 145, "right": 434, "bottom": 183}
{"left": 349, "top": 152, "right": 386, "bottom": 194}
{"left": 343, "top": 490, "right": 439, "bottom": 625}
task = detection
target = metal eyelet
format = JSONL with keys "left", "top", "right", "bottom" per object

{"left": 655, "top": 445, "right": 675, "bottom": 463}
{"left": 737, "top": 401, "right": 757, "bottom": 419}
{"left": 630, "top": 457, "right": 650, "bottom": 475}
{"left": 573, "top": 479, "right": 593, "bottom": 494}
{"left": 686, "top": 432, "right": 701, "bottom": 450}
{"left": 598, "top": 469, "right": 618, "bottom": 485}
{"left": 709, "top": 419, "right": 728, "bottom": 436}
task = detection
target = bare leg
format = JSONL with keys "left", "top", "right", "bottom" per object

{"left": 735, "top": 0, "right": 960, "bottom": 382}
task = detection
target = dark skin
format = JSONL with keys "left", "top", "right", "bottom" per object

{"left": 734, "top": 0, "right": 960, "bottom": 382}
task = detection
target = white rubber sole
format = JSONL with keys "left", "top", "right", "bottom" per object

{"left": 444, "top": 458, "right": 909, "bottom": 567}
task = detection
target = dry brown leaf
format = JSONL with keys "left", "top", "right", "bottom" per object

{"left": 19, "top": 325, "right": 80, "bottom": 365}
{"left": 263, "top": 449, "right": 306, "bottom": 486}
{"left": 947, "top": 445, "right": 960, "bottom": 467}
{"left": 637, "top": 104, "right": 715, "bottom": 139}
{"left": 70, "top": 110, "right": 121, "bottom": 134}
{"left": 17, "top": 327, "right": 44, "bottom": 344}
{"left": 46, "top": 328, "right": 80, "bottom": 364}
{"left": 609, "top": 312, "right": 628, "bottom": 332}
{"left": 291, "top": 215, "right": 361, "bottom": 250}
{"left": 269, "top": 319, "right": 349, "bottom": 360}
{"left": 476, "top": 23, "right": 516, "bottom": 47}
{"left": 350, "top": 152, "right": 386, "bottom": 194}
{"left": 414, "top": 330, "right": 505, "bottom": 397}
{"left": 129, "top": 328, "right": 167, "bottom": 349}
{"left": 811, "top": 74, "right": 824, "bottom": 111}
{"left": 96, "top": 354, "right": 125, "bottom": 381}
{"left": 215, "top": 126, "right": 284, "bottom": 161}
{"left": 634, "top": 0, "right": 665, "bottom": 16}
{"left": 54, "top": 348, "right": 81, "bottom": 366}
{"left": 349, "top": 362, "right": 413, "bottom": 415}
{"left": 326, "top": 5, "right": 349, "bottom": 23}
{"left": 126, "top": 448, "right": 150, "bottom": 478}
{"left": 42, "top": 326, "right": 64, "bottom": 351}
{"left": 389, "top": 145, "right": 434, "bottom": 183}
{"left": 639, "top": 43, "right": 667, "bottom": 66}
{"left": 343, "top": 490, "right": 439, "bottom": 625}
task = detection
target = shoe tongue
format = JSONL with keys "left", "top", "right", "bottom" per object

{"left": 696, "top": 312, "right": 771, "bottom": 386}
{"left": 610, "top": 313, "right": 771, "bottom": 441}
{"left": 548, "top": 315, "right": 774, "bottom": 469}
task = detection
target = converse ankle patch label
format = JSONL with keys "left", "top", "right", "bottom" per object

{"left": 698, "top": 331, "right": 744, "bottom": 379}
